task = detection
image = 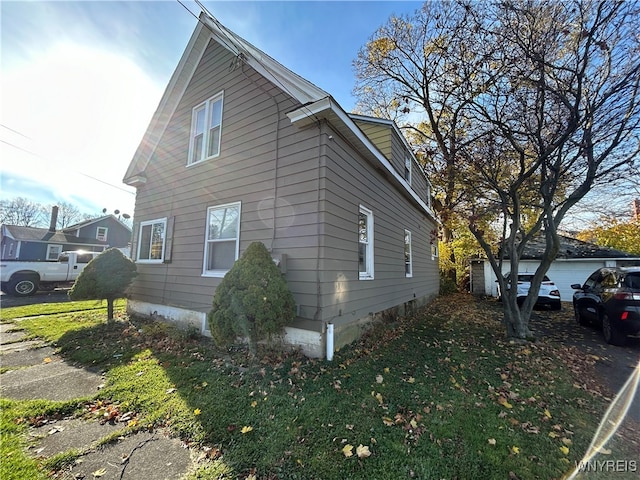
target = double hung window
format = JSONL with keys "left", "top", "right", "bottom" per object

{"left": 137, "top": 219, "right": 166, "bottom": 262}
{"left": 358, "top": 205, "right": 374, "bottom": 280}
{"left": 404, "top": 230, "right": 413, "bottom": 277}
{"left": 189, "top": 92, "right": 223, "bottom": 165}
{"left": 203, "top": 202, "right": 241, "bottom": 276}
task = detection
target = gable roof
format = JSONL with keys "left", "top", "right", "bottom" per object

{"left": 123, "top": 11, "right": 436, "bottom": 222}
{"left": 63, "top": 215, "right": 131, "bottom": 233}
{"left": 1, "top": 225, "right": 108, "bottom": 247}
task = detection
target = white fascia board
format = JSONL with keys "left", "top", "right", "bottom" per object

{"left": 123, "top": 22, "right": 209, "bottom": 182}
{"left": 201, "top": 14, "right": 327, "bottom": 105}
{"left": 288, "top": 98, "right": 437, "bottom": 222}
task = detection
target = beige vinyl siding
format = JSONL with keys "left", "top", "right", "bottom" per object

{"left": 353, "top": 120, "right": 392, "bottom": 161}
{"left": 318, "top": 122, "right": 438, "bottom": 325}
{"left": 130, "top": 38, "right": 322, "bottom": 316}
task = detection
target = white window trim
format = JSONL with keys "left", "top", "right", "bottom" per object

{"left": 96, "top": 227, "right": 108, "bottom": 242}
{"left": 46, "top": 244, "right": 63, "bottom": 261}
{"left": 404, "top": 229, "right": 413, "bottom": 278}
{"left": 404, "top": 155, "right": 412, "bottom": 184}
{"left": 202, "top": 201, "right": 241, "bottom": 278}
{"left": 431, "top": 243, "right": 439, "bottom": 259}
{"left": 358, "top": 205, "right": 374, "bottom": 280}
{"left": 187, "top": 91, "right": 224, "bottom": 166}
{"left": 136, "top": 218, "right": 167, "bottom": 263}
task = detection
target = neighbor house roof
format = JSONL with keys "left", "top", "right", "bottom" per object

{"left": 63, "top": 215, "right": 131, "bottom": 234}
{"left": 510, "top": 234, "right": 639, "bottom": 260}
{"left": 122, "top": 11, "right": 436, "bottom": 221}
{"left": 1, "top": 225, "right": 108, "bottom": 247}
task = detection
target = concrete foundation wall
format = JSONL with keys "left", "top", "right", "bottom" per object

{"left": 127, "top": 292, "right": 436, "bottom": 359}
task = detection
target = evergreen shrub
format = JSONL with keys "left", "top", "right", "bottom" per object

{"left": 207, "top": 242, "right": 295, "bottom": 353}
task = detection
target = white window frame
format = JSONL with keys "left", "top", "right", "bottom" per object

{"left": 426, "top": 182, "right": 432, "bottom": 210}
{"left": 188, "top": 92, "right": 224, "bottom": 166}
{"left": 46, "top": 244, "right": 63, "bottom": 261}
{"left": 358, "top": 205, "right": 374, "bottom": 280}
{"left": 96, "top": 227, "right": 108, "bottom": 242}
{"left": 404, "top": 155, "right": 412, "bottom": 184}
{"left": 431, "top": 243, "right": 439, "bottom": 258}
{"left": 136, "top": 218, "right": 167, "bottom": 263}
{"left": 202, "top": 201, "right": 241, "bottom": 277}
{"left": 404, "top": 229, "right": 413, "bottom": 278}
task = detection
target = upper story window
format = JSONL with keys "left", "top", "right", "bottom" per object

{"left": 188, "top": 92, "right": 224, "bottom": 165}
{"left": 137, "top": 218, "right": 166, "bottom": 263}
{"left": 404, "top": 155, "right": 412, "bottom": 184}
{"left": 404, "top": 229, "right": 413, "bottom": 277}
{"left": 96, "top": 227, "right": 108, "bottom": 242}
{"left": 203, "top": 202, "right": 241, "bottom": 277}
{"left": 358, "top": 205, "right": 374, "bottom": 280}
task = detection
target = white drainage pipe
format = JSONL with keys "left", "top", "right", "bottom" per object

{"left": 326, "top": 323, "right": 334, "bottom": 361}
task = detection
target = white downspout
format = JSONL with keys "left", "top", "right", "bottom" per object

{"left": 326, "top": 323, "right": 334, "bottom": 361}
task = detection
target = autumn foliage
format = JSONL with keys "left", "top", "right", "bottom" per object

{"left": 207, "top": 242, "right": 295, "bottom": 354}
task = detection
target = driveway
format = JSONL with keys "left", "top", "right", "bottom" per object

{"left": 0, "top": 289, "right": 72, "bottom": 308}
{"left": 529, "top": 302, "right": 640, "bottom": 423}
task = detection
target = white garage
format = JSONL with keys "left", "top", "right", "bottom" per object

{"left": 470, "top": 235, "right": 640, "bottom": 303}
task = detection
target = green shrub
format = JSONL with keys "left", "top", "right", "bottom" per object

{"left": 69, "top": 248, "right": 137, "bottom": 320}
{"left": 207, "top": 242, "right": 295, "bottom": 354}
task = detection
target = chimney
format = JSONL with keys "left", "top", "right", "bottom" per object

{"left": 49, "top": 206, "right": 59, "bottom": 232}
{"left": 634, "top": 199, "right": 640, "bottom": 221}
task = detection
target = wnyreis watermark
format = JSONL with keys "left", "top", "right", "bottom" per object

{"left": 575, "top": 460, "right": 637, "bottom": 473}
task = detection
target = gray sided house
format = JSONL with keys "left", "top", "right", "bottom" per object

{"left": 122, "top": 12, "right": 439, "bottom": 358}
{"left": 471, "top": 234, "right": 640, "bottom": 302}
{"left": 63, "top": 215, "right": 132, "bottom": 255}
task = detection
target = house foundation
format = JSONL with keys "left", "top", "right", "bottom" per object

{"left": 126, "top": 292, "right": 436, "bottom": 359}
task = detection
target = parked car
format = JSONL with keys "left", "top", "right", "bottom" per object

{"left": 571, "top": 266, "right": 640, "bottom": 345}
{"left": 497, "top": 272, "right": 561, "bottom": 310}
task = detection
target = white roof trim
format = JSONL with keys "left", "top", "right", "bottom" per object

{"left": 288, "top": 98, "right": 437, "bottom": 221}
{"left": 124, "top": 12, "right": 330, "bottom": 184}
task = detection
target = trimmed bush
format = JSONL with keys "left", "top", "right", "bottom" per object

{"left": 207, "top": 242, "right": 295, "bottom": 354}
{"left": 69, "top": 248, "right": 137, "bottom": 320}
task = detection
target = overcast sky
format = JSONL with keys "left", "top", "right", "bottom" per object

{"left": 0, "top": 0, "right": 423, "bottom": 219}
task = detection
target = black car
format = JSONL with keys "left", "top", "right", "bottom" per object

{"left": 571, "top": 266, "right": 640, "bottom": 345}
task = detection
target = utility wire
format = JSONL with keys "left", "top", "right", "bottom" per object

{"left": 0, "top": 138, "right": 135, "bottom": 195}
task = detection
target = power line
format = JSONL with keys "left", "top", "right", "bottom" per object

{"left": 0, "top": 138, "right": 135, "bottom": 195}
{"left": 0, "top": 124, "right": 31, "bottom": 139}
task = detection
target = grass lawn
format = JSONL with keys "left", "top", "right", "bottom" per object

{"left": 1, "top": 294, "right": 637, "bottom": 479}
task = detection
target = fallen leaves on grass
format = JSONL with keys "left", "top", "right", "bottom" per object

{"left": 240, "top": 426, "right": 253, "bottom": 434}
{"left": 356, "top": 444, "right": 371, "bottom": 458}
{"left": 342, "top": 444, "right": 354, "bottom": 457}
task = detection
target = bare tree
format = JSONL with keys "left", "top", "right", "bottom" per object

{"left": 462, "top": 0, "right": 640, "bottom": 338}
{"left": 52, "top": 201, "right": 83, "bottom": 229}
{"left": 0, "top": 197, "right": 45, "bottom": 227}
{"left": 354, "top": 0, "right": 640, "bottom": 340}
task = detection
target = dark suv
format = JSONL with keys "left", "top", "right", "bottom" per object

{"left": 571, "top": 266, "right": 640, "bottom": 345}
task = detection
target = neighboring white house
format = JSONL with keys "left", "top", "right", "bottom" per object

{"left": 470, "top": 235, "right": 640, "bottom": 302}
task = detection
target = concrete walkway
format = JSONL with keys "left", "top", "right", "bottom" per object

{"left": 0, "top": 322, "right": 197, "bottom": 480}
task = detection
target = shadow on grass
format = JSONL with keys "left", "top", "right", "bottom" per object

{"left": 42, "top": 296, "right": 640, "bottom": 480}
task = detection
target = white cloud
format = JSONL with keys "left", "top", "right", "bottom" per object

{"left": 1, "top": 43, "right": 162, "bottom": 215}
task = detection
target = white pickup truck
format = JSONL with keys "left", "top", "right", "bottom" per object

{"left": 0, "top": 251, "right": 100, "bottom": 297}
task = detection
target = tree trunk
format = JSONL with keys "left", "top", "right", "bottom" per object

{"left": 107, "top": 298, "right": 114, "bottom": 322}
{"left": 503, "top": 298, "right": 533, "bottom": 340}
{"left": 442, "top": 224, "right": 457, "bottom": 284}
